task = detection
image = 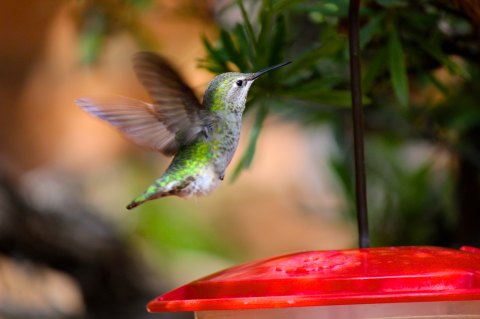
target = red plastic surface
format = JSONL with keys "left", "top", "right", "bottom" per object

{"left": 148, "top": 246, "right": 480, "bottom": 312}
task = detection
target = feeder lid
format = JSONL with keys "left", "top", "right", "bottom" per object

{"left": 148, "top": 246, "right": 480, "bottom": 312}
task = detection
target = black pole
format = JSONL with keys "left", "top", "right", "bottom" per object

{"left": 348, "top": 0, "right": 370, "bottom": 248}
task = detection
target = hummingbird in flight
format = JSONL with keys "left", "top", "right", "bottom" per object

{"left": 76, "top": 52, "right": 290, "bottom": 209}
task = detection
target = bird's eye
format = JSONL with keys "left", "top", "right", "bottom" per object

{"left": 236, "top": 80, "right": 243, "bottom": 87}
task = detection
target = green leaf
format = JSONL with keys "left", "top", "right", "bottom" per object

{"left": 230, "top": 104, "right": 269, "bottom": 182}
{"left": 360, "top": 13, "right": 384, "bottom": 49}
{"left": 257, "top": 2, "right": 274, "bottom": 67}
{"left": 233, "top": 24, "right": 255, "bottom": 69}
{"left": 388, "top": 28, "right": 409, "bottom": 106}
{"left": 237, "top": 0, "right": 257, "bottom": 54}
{"left": 201, "top": 35, "right": 229, "bottom": 73}
{"left": 376, "top": 0, "right": 405, "bottom": 7}
{"left": 292, "top": 1, "right": 349, "bottom": 17}
{"left": 285, "top": 89, "right": 370, "bottom": 107}
{"left": 283, "top": 32, "right": 344, "bottom": 77}
{"left": 363, "top": 46, "right": 388, "bottom": 92}
{"left": 219, "top": 29, "right": 247, "bottom": 71}
{"left": 284, "top": 76, "right": 343, "bottom": 95}
{"left": 268, "top": 14, "right": 287, "bottom": 66}
{"left": 272, "top": 0, "right": 305, "bottom": 12}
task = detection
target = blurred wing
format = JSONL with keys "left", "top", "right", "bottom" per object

{"left": 132, "top": 51, "right": 212, "bottom": 139}
{"left": 75, "top": 96, "right": 203, "bottom": 155}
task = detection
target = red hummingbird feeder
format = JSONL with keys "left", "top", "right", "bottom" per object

{"left": 147, "top": 1, "right": 480, "bottom": 318}
{"left": 148, "top": 246, "right": 480, "bottom": 318}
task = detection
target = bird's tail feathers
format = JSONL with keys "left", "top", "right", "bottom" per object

{"left": 126, "top": 177, "right": 184, "bottom": 210}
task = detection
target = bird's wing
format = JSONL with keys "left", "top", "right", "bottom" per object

{"left": 76, "top": 96, "right": 197, "bottom": 155}
{"left": 75, "top": 52, "right": 213, "bottom": 156}
{"left": 133, "top": 52, "right": 213, "bottom": 139}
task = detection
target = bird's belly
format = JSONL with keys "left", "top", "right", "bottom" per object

{"left": 182, "top": 165, "right": 221, "bottom": 197}
{"left": 211, "top": 132, "right": 240, "bottom": 176}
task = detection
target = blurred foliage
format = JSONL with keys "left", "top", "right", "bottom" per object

{"left": 330, "top": 134, "right": 455, "bottom": 246}
{"left": 200, "top": 0, "right": 480, "bottom": 246}
{"left": 75, "top": 0, "right": 157, "bottom": 64}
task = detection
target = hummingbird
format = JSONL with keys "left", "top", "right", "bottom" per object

{"left": 76, "top": 52, "right": 290, "bottom": 209}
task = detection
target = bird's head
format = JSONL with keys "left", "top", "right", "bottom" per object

{"left": 203, "top": 61, "right": 291, "bottom": 114}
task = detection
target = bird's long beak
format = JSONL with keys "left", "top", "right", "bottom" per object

{"left": 247, "top": 61, "right": 291, "bottom": 81}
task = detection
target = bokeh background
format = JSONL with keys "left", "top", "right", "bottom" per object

{"left": 1, "top": 0, "right": 479, "bottom": 318}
